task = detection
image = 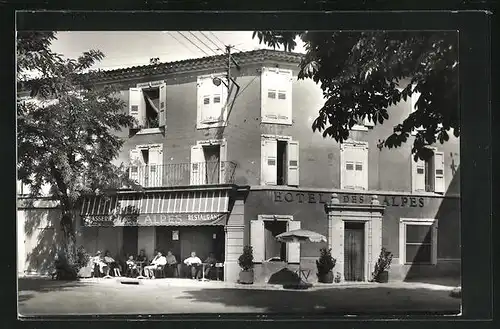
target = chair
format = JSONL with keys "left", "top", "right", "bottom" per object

{"left": 154, "top": 265, "right": 166, "bottom": 278}
{"left": 215, "top": 263, "right": 224, "bottom": 281}
{"left": 113, "top": 267, "right": 121, "bottom": 277}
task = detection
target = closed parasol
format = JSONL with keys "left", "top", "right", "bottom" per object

{"left": 275, "top": 229, "right": 327, "bottom": 284}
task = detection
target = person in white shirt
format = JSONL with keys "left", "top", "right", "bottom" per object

{"left": 144, "top": 251, "right": 167, "bottom": 279}
{"left": 183, "top": 251, "right": 202, "bottom": 279}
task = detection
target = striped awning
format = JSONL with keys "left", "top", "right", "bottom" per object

{"left": 80, "top": 190, "right": 229, "bottom": 227}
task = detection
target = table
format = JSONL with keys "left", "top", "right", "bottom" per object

{"left": 199, "top": 263, "right": 209, "bottom": 281}
{"left": 135, "top": 261, "right": 146, "bottom": 279}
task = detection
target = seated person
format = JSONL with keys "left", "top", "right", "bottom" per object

{"left": 183, "top": 251, "right": 202, "bottom": 279}
{"left": 93, "top": 251, "right": 108, "bottom": 277}
{"left": 144, "top": 251, "right": 167, "bottom": 279}
{"left": 136, "top": 249, "right": 148, "bottom": 276}
{"left": 125, "top": 255, "right": 139, "bottom": 277}
{"left": 164, "top": 251, "right": 178, "bottom": 277}
{"left": 203, "top": 252, "right": 217, "bottom": 280}
{"left": 103, "top": 250, "right": 119, "bottom": 275}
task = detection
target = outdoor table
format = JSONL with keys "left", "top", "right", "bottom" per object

{"left": 135, "top": 261, "right": 146, "bottom": 279}
{"left": 199, "top": 263, "right": 209, "bottom": 281}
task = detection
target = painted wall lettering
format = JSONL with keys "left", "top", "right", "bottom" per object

{"left": 273, "top": 191, "right": 424, "bottom": 207}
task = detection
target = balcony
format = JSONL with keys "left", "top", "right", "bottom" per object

{"left": 129, "top": 161, "right": 237, "bottom": 188}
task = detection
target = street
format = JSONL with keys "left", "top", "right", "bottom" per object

{"left": 18, "top": 277, "right": 461, "bottom": 316}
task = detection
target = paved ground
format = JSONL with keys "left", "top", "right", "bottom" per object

{"left": 18, "top": 277, "right": 461, "bottom": 316}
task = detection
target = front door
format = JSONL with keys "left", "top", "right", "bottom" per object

{"left": 344, "top": 222, "right": 365, "bottom": 281}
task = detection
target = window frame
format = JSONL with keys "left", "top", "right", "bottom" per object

{"left": 196, "top": 73, "right": 229, "bottom": 129}
{"left": 340, "top": 141, "right": 369, "bottom": 190}
{"left": 261, "top": 67, "right": 293, "bottom": 125}
{"left": 256, "top": 215, "right": 298, "bottom": 263}
{"left": 260, "top": 135, "right": 299, "bottom": 187}
{"left": 399, "top": 218, "right": 438, "bottom": 265}
{"left": 131, "top": 80, "right": 167, "bottom": 134}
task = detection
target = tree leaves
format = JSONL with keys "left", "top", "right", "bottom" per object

{"left": 253, "top": 31, "right": 459, "bottom": 158}
{"left": 17, "top": 32, "right": 135, "bottom": 208}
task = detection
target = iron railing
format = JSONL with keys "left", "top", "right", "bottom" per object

{"left": 128, "top": 161, "right": 237, "bottom": 188}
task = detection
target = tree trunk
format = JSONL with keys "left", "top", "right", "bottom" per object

{"left": 60, "top": 210, "right": 77, "bottom": 266}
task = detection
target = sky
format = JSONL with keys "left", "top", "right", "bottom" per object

{"left": 49, "top": 31, "right": 306, "bottom": 71}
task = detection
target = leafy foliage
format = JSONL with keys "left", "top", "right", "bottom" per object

{"left": 253, "top": 31, "right": 458, "bottom": 160}
{"left": 17, "top": 32, "right": 137, "bottom": 266}
{"left": 316, "top": 247, "right": 336, "bottom": 275}
{"left": 238, "top": 245, "right": 254, "bottom": 271}
{"left": 371, "top": 247, "right": 393, "bottom": 281}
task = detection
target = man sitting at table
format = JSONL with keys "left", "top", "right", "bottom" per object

{"left": 144, "top": 251, "right": 167, "bottom": 279}
{"left": 203, "top": 252, "right": 217, "bottom": 280}
{"left": 125, "top": 255, "right": 139, "bottom": 278}
{"left": 183, "top": 251, "right": 202, "bottom": 279}
{"left": 103, "top": 250, "right": 119, "bottom": 276}
{"left": 164, "top": 251, "right": 178, "bottom": 277}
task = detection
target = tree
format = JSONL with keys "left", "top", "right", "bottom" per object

{"left": 17, "top": 32, "right": 136, "bottom": 268}
{"left": 253, "top": 31, "right": 458, "bottom": 160}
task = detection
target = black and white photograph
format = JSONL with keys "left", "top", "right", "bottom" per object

{"left": 17, "top": 28, "right": 462, "bottom": 317}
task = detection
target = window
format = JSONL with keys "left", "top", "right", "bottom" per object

{"left": 129, "top": 144, "right": 163, "bottom": 187}
{"left": 197, "top": 74, "right": 228, "bottom": 129}
{"left": 261, "top": 67, "right": 293, "bottom": 125}
{"left": 190, "top": 139, "right": 228, "bottom": 185}
{"left": 261, "top": 136, "right": 299, "bottom": 186}
{"left": 129, "top": 80, "right": 167, "bottom": 131}
{"left": 340, "top": 141, "right": 368, "bottom": 190}
{"left": 411, "top": 149, "right": 445, "bottom": 194}
{"left": 250, "top": 215, "right": 300, "bottom": 263}
{"left": 399, "top": 218, "right": 438, "bottom": 265}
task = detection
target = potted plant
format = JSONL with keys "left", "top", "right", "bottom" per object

{"left": 371, "top": 248, "right": 393, "bottom": 283}
{"left": 238, "top": 245, "right": 254, "bottom": 284}
{"left": 316, "top": 248, "right": 336, "bottom": 283}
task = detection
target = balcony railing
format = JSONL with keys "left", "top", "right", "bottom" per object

{"left": 129, "top": 161, "right": 237, "bottom": 188}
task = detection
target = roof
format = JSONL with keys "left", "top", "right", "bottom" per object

{"left": 91, "top": 49, "right": 303, "bottom": 83}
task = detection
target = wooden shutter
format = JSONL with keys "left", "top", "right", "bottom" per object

{"left": 286, "top": 220, "right": 301, "bottom": 263}
{"left": 148, "top": 147, "right": 163, "bottom": 187}
{"left": 287, "top": 140, "right": 299, "bottom": 186}
{"left": 197, "top": 77, "right": 214, "bottom": 123}
{"left": 250, "top": 220, "right": 265, "bottom": 263}
{"left": 357, "top": 145, "right": 369, "bottom": 190}
{"left": 219, "top": 140, "right": 228, "bottom": 184}
{"left": 261, "top": 138, "right": 277, "bottom": 185}
{"left": 341, "top": 144, "right": 368, "bottom": 190}
{"left": 129, "top": 149, "right": 141, "bottom": 182}
{"left": 433, "top": 151, "right": 445, "bottom": 193}
{"left": 190, "top": 145, "right": 205, "bottom": 185}
{"left": 261, "top": 68, "right": 278, "bottom": 122}
{"left": 129, "top": 88, "right": 145, "bottom": 128}
{"left": 158, "top": 83, "right": 167, "bottom": 128}
{"left": 278, "top": 69, "right": 293, "bottom": 124}
{"left": 412, "top": 157, "right": 426, "bottom": 192}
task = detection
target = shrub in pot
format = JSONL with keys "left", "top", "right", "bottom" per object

{"left": 316, "top": 248, "right": 336, "bottom": 283}
{"left": 370, "top": 248, "right": 393, "bottom": 283}
{"left": 238, "top": 245, "right": 254, "bottom": 284}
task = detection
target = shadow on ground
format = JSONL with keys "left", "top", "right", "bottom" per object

{"left": 177, "top": 287, "right": 461, "bottom": 315}
{"left": 18, "top": 278, "right": 89, "bottom": 304}
{"left": 403, "top": 277, "right": 461, "bottom": 287}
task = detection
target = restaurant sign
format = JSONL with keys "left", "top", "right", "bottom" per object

{"left": 273, "top": 191, "right": 425, "bottom": 208}
{"left": 82, "top": 213, "right": 227, "bottom": 226}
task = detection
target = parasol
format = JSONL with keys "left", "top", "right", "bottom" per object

{"left": 275, "top": 229, "right": 327, "bottom": 284}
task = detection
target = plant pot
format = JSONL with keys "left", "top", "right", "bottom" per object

{"left": 317, "top": 271, "right": 334, "bottom": 283}
{"left": 238, "top": 269, "right": 254, "bottom": 284}
{"left": 376, "top": 270, "right": 389, "bottom": 283}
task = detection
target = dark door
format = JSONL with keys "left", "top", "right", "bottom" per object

{"left": 122, "top": 227, "right": 138, "bottom": 258}
{"left": 155, "top": 227, "right": 181, "bottom": 259}
{"left": 344, "top": 222, "right": 365, "bottom": 281}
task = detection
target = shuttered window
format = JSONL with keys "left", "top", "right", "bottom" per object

{"left": 261, "top": 68, "right": 293, "bottom": 125}
{"left": 411, "top": 150, "right": 446, "bottom": 194}
{"left": 340, "top": 142, "right": 368, "bottom": 190}
{"left": 197, "top": 75, "right": 228, "bottom": 129}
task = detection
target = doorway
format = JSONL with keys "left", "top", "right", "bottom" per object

{"left": 122, "top": 227, "right": 138, "bottom": 258}
{"left": 344, "top": 222, "right": 365, "bottom": 281}
{"left": 203, "top": 145, "right": 221, "bottom": 184}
